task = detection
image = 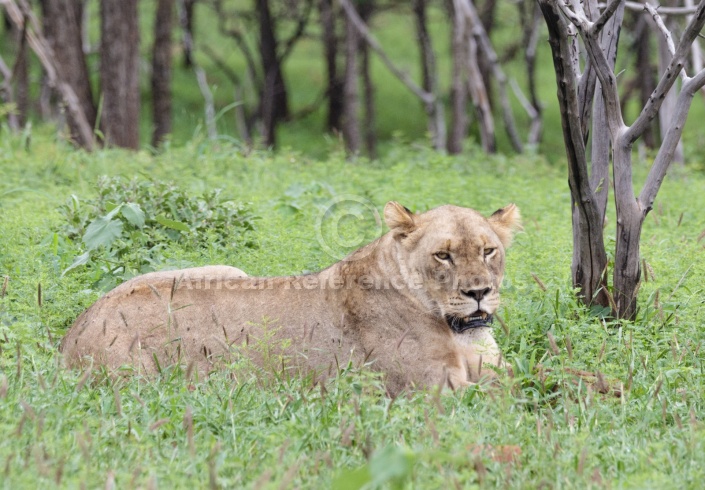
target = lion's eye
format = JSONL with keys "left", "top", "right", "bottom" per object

{"left": 484, "top": 248, "right": 497, "bottom": 257}
{"left": 434, "top": 252, "right": 451, "bottom": 261}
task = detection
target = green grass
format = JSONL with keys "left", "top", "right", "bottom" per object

{"left": 1, "top": 129, "right": 705, "bottom": 488}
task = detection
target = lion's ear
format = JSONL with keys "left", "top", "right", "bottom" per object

{"left": 488, "top": 203, "right": 522, "bottom": 248}
{"left": 384, "top": 201, "right": 416, "bottom": 237}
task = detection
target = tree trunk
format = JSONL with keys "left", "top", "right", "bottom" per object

{"left": 342, "top": 10, "right": 360, "bottom": 154}
{"left": 151, "top": 0, "right": 174, "bottom": 147}
{"left": 465, "top": 29, "right": 495, "bottom": 153}
{"left": 632, "top": 16, "right": 657, "bottom": 148}
{"left": 447, "top": 0, "right": 468, "bottom": 154}
{"left": 538, "top": 0, "right": 609, "bottom": 308}
{"left": 475, "top": 0, "right": 497, "bottom": 108}
{"left": 358, "top": 1, "right": 376, "bottom": 157}
{"left": 100, "top": 0, "right": 140, "bottom": 149}
{"left": 256, "top": 0, "right": 288, "bottom": 148}
{"left": 13, "top": 24, "right": 28, "bottom": 127}
{"left": 612, "top": 142, "right": 643, "bottom": 320}
{"left": 414, "top": 0, "right": 446, "bottom": 150}
{"left": 319, "top": 0, "right": 344, "bottom": 133}
{"left": 178, "top": 0, "right": 196, "bottom": 68}
{"left": 0, "top": 54, "right": 20, "bottom": 131}
{"left": 41, "top": 0, "right": 97, "bottom": 146}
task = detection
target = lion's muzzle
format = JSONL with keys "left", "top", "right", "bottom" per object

{"left": 445, "top": 313, "right": 493, "bottom": 333}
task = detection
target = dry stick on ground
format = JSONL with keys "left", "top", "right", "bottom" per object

{"left": 543, "top": 0, "right": 705, "bottom": 318}
{"left": 1, "top": 0, "right": 95, "bottom": 149}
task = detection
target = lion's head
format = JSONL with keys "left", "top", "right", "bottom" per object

{"left": 384, "top": 201, "right": 521, "bottom": 334}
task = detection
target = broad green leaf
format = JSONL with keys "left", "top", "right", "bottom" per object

{"left": 83, "top": 216, "right": 123, "bottom": 250}
{"left": 61, "top": 252, "right": 91, "bottom": 276}
{"left": 155, "top": 214, "right": 190, "bottom": 232}
{"left": 121, "top": 202, "right": 145, "bottom": 228}
{"left": 369, "top": 445, "right": 414, "bottom": 489}
{"left": 331, "top": 466, "right": 370, "bottom": 490}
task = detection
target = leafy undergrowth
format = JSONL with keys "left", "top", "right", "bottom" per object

{"left": 1, "top": 132, "right": 704, "bottom": 488}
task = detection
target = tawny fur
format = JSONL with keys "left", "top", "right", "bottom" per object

{"left": 60, "top": 202, "right": 521, "bottom": 394}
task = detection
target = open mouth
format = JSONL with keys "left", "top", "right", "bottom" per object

{"left": 445, "top": 312, "right": 493, "bottom": 333}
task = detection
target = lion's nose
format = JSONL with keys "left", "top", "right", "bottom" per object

{"left": 461, "top": 287, "right": 491, "bottom": 301}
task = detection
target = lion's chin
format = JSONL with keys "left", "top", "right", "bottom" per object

{"left": 445, "top": 313, "right": 493, "bottom": 333}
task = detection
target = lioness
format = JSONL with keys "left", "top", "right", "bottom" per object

{"left": 60, "top": 202, "right": 520, "bottom": 394}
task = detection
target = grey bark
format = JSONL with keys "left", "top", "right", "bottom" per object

{"left": 541, "top": 0, "right": 705, "bottom": 319}
{"left": 654, "top": 6, "right": 684, "bottom": 164}
{"left": 538, "top": 0, "right": 609, "bottom": 309}
{"left": 463, "top": 16, "right": 495, "bottom": 152}
{"left": 100, "top": 0, "right": 140, "bottom": 149}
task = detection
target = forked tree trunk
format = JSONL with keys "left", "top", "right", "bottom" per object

{"left": 100, "top": 0, "right": 140, "bottom": 149}
{"left": 540, "top": 0, "right": 705, "bottom": 319}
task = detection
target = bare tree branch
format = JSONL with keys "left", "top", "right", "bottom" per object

{"left": 591, "top": 0, "right": 624, "bottom": 35}
{"left": 194, "top": 67, "right": 217, "bottom": 140}
{"left": 557, "top": 0, "right": 627, "bottom": 137}
{"left": 338, "top": 0, "right": 435, "bottom": 106}
{"left": 639, "top": 67, "right": 705, "bottom": 212}
{"left": 1, "top": 0, "right": 95, "bottom": 149}
{"left": 212, "top": 0, "right": 262, "bottom": 90}
{"left": 276, "top": 0, "right": 314, "bottom": 64}
{"left": 600, "top": 1, "right": 700, "bottom": 15}
{"left": 510, "top": 78, "right": 542, "bottom": 144}
{"left": 456, "top": 0, "right": 524, "bottom": 151}
{"left": 626, "top": 0, "right": 705, "bottom": 143}
{"left": 643, "top": 3, "right": 687, "bottom": 83}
